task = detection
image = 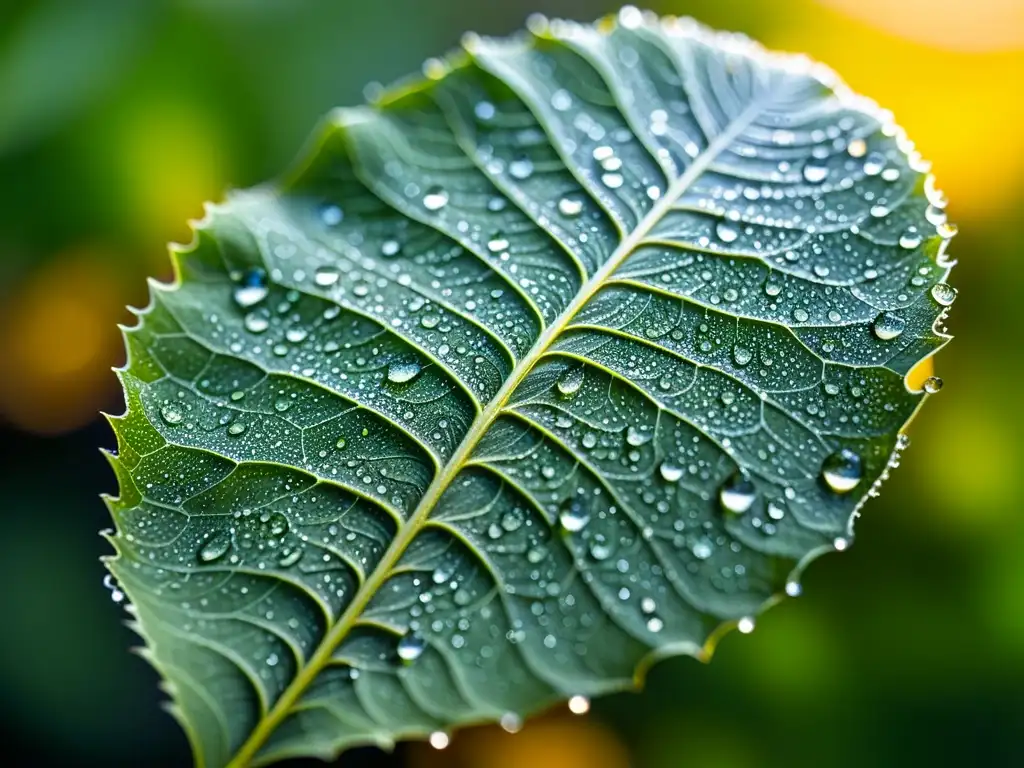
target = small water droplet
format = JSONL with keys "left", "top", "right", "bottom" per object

{"left": 278, "top": 549, "right": 302, "bottom": 567}
{"left": 397, "top": 632, "right": 427, "bottom": 662}
{"left": 387, "top": 361, "right": 422, "bottom": 384}
{"left": 422, "top": 186, "right": 449, "bottom": 211}
{"left": 233, "top": 268, "right": 269, "bottom": 308}
{"left": 821, "top": 448, "right": 863, "bottom": 493}
{"left": 509, "top": 157, "right": 534, "bottom": 179}
{"left": 228, "top": 422, "right": 246, "bottom": 436}
{"left": 500, "top": 713, "right": 522, "bottom": 733}
{"left": 319, "top": 203, "right": 343, "bottom": 226}
{"left": 314, "top": 266, "right": 340, "bottom": 287}
{"left": 199, "top": 534, "right": 231, "bottom": 563}
{"left": 559, "top": 496, "right": 589, "bottom": 532}
{"left": 659, "top": 463, "right": 683, "bottom": 482}
{"left": 487, "top": 234, "right": 510, "bottom": 253}
{"left": 802, "top": 164, "right": 828, "bottom": 184}
{"left": 244, "top": 312, "right": 269, "bottom": 334}
{"left": 737, "top": 616, "right": 756, "bottom": 634}
{"left": 931, "top": 283, "right": 957, "bottom": 306}
{"left": 872, "top": 311, "right": 906, "bottom": 341}
{"left": 847, "top": 138, "right": 867, "bottom": 158}
{"left": 719, "top": 471, "right": 756, "bottom": 514}
{"left": 923, "top": 376, "right": 943, "bottom": 394}
{"left": 785, "top": 581, "right": 802, "bottom": 597}
{"left": 716, "top": 222, "right": 738, "bottom": 243}
{"left": 862, "top": 152, "right": 886, "bottom": 176}
{"left": 429, "top": 732, "right": 449, "bottom": 750}
{"left": 733, "top": 345, "right": 752, "bottom": 366}
{"left": 899, "top": 232, "right": 922, "bottom": 250}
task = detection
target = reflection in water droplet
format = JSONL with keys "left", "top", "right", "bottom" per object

{"left": 233, "top": 268, "right": 269, "bottom": 308}
{"left": 559, "top": 496, "right": 589, "bottom": 532}
{"left": 821, "top": 448, "right": 863, "bottom": 493}
{"left": 931, "top": 283, "right": 957, "bottom": 306}
{"left": 719, "top": 472, "right": 756, "bottom": 514}
{"left": 872, "top": 311, "right": 906, "bottom": 341}
{"left": 422, "top": 186, "right": 449, "bottom": 211}
{"left": 199, "top": 534, "right": 231, "bottom": 563}
{"left": 923, "top": 376, "right": 943, "bottom": 394}
{"left": 397, "top": 632, "right": 427, "bottom": 662}
{"left": 387, "top": 361, "right": 422, "bottom": 384}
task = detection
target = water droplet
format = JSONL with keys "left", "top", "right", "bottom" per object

{"left": 899, "top": 232, "right": 922, "bottom": 250}
{"left": 314, "top": 266, "right": 340, "bottom": 287}
{"left": 233, "top": 268, "right": 269, "bottom": 308}
{"left": 719, "top": 472, "right": 756, "bottom": 514}
{"left": 422, "top": 186, "right": 449, "bottom": 211}
{"left": 568, "top": 695, "right": 590, "bottom": 715}
{"left": 737, "top": 616, "right": 756, "bottom": 634}
{"left": 228, "top": 422, "right": 246, "bottom": 436}
{"left": 559, "top": 496, "right": 589, "bottom": 532}
{"left": 793, "top": 308, "right": 809, "bottom": 322}
{"left": 558, "top": 197, "right": 583, "bottom": 217}
{"left": 198, "top": 534, "right": 231, "bottom": 563}
{"left": 733, "top": 345, "right": 752, "bottom": 366}
{"left": 487, "top": 234, "right": 510, "bottom": 253}
{"left": 659, "top": 463, "right": 683, "bottom": 482}
{"left": 863, "top": 152, "right": 886, "bottom": 176}
{"left": 381, "top": 239, "right": 401, "bottom": 257}
{"left": 160, "top": 405, "right": 183, "bottom": 425}
{"left": 602, "top": 172, "right": 624, "bottom": 189}
{"left": 509, "top": 157, "right": 534, "bottom": 179}
{"left": 785, "top": 581, "right": 802, "bottom": 597}
{"left": 847, "top": 138, "right": 867, "bottom": 158}
{"left": 937, "top": 222, "right": 958, "bottom": 239}
{"left": 626, "top": 425, "right": 650, "bottom": 446}
{"left": 802, "top": 164, "right": 828, "bottom": 184}
{"left": 716, "top": 222, "right": 738, "bottom": 243}
{"left": 336, "top": 437, "right": 347, "bottom": 450}
{"left": 821, "top": 448, "right": 863, "bottom": 493}
{"left": 474, "top": 101, "right": 495, "bottom": 121}
{"left": 931, "top": 283, "right": 957, "bottom": 306}
{"left": 387, "top": 361, "right": 422, "bottom": 384}
{"left": 556, "top": 366, "right": 583, "bottom": 396}
{"left": 244, "top": 312, "right": 269, "bottom": 334}
{"left": 833, "top": 537, "right": 850, "bottom": 551}
{"left": 500, "top": 713, "right": 522, "bottom": 733}
{"left": 319, "top": 203, "right": 343, "bottom": 226}
{"left": 278, "top": 549, "right": 302, "bottom": 567}
{"left": 646, "top": 616, "right": 664, "bottom": 633}
{"left": 397, "top": 632, "right": 427, "bottom": 662}
{"left": 923, "top": 376, "right": 943, "bottom": 394}
{"left": 872, "top": 311, "right": 906, "bottom": 341}
{"left": 429, "top": 732, "right": 449, "bottom": 750}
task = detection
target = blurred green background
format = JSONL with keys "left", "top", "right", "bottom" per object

{"left": 0, "top": 1, "right": 1021, "bottom": 766}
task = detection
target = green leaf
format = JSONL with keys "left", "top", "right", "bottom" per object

{"left": 103, "top": 8, "right": 955, "bottom": 767}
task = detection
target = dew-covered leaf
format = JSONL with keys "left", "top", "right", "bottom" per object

{"left": 103, "top": 8, "right": 955, "bottom": 767}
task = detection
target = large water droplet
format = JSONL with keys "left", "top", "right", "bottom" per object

{"left": 931, "top": 283, "right": 957, "bottom": 306}
{"left": 659, "top": 462, "right": 683, "bottom": 482}
{"left": 199, "top": 534, "right": 231, "bottom": 563}
{"left": 923, "top": 376, "right": 944, "bottom": 394}
{"left": 422, "top": 186, "right": 449, "bottom": 211}
{"left": 872, "top": 311, "right": 906, "bottom": 341}
{"left": 397, "top": 632, "right": 427, "bottom": 662}
{"left": 719, "top": 471, "right": 756, "bottom": 514}
{"left": 821, "top": 448, "right": 862, "bottom": 493}
{"left": 233, "top": 268, "right": 269, "bottom": 308}
{"left": 559, "top": 496, "right": 590, "bottom": 532}
{"left": 160, "top": 405, "right": 183, "bottom": 425}
{"left": 387, "top": 361, "right": 421, "bottom": 384}
{"left": 556, "top": 366, "right": 583, "bottom": 396}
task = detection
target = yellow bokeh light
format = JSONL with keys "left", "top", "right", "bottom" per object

{"left": 409, "top": 715, "right": 631, "bottom": 768}
{"left": 0, "top": 249, "right": 128, "bottom": 434}
{"left": 770, "top": 1, "right": 1024, "bottom": 222}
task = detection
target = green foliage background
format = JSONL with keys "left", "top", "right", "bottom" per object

{"left": 0, "top": 1, "right": 1020, "bottom": 767}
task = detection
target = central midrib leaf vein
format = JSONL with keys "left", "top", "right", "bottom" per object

{"left": 225, "top": 94, "right": 770, "bottom": 768}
